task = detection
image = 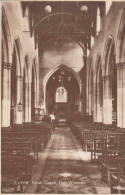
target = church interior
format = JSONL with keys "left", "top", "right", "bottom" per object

{"left": 1, "top": 1, "right": 125, "bottom": 194}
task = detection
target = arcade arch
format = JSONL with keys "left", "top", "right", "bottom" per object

{"left": 1, "top": 8, "right": 12, "bottom": 127}
{"left": 103, "top": 36, "right": 117, "bottom": 125}
{"left": 116, "top": 9, "right": 125, "bottom": 128}
{"left": 10, "top": 39, "right": 23, "bottom": 125}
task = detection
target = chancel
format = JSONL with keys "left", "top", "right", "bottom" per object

{"left": 1, "top": 1, "right": 125, "bottom": 194}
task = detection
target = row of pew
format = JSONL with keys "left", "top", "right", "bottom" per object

{"left": 71, "top": 120, "right": 125, "bottom": 194}
{"left": 1, "top": 122, "right": 52, "bottom": 193}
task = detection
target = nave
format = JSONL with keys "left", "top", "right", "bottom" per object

{"left": 1, "top": 1, "right": 125, "bottom": 194}
{"left": 2, "top": 124, "right": 110, "bottom": 194}
{"left": 2, "top": 116, "right": 125, "bottom": 194}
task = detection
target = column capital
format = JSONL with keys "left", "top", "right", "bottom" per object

{"left": 102, "top": 75, "right": 111, "bottom": 81}
{"left": 116, "top": 62, "right": 125, "bottom": 69}
{"left": 16, "top": 75, "right": 24, "bottom": 80}
{"left": 2, "top": 61, "right": 12, "bottom": 69}
{"left": 7, "top": 63, "right": 12, "bottom": 69}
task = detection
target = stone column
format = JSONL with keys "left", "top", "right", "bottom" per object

{"left": 86, "top": 77, "right": 89, "bottom": 114}
{"left": 34, "top": 78, "right": 38, "bottom": 120}
{"left": 88, "top": 81, "right": 92, "bottom": 116}
{"left": 28, "top": 82, "right": 32, "bottom": 122}
{"left": 96, "top": 82, "right": 103, "bottom": 122}
{"left": 117, "top": 62, "right": 125, "bottom": 128}
{"left": 123, "top": 64, "right": 125, "bottom": 128}
{"left": 24, "top": 82, "right": 29, "bottom": 123}
{"left": 1, "top": 62, "right": 12, "bottom": 127}
{"left": 78, "top": 83, "right": 82, "bottom": 113}
{"left": 79, "top": 96, "right": 82, "bottom": 112}
{"left": 7, "top": 63, "right": 12, "bottom": 126}
{"left": 102, "top": 75, "right": 112, "bottom": 124}
{"left": 15, "top": 75, "right": 23, "bottom": 124}
{"left": 93, "top": 82, "right": 97, "bottom": 122}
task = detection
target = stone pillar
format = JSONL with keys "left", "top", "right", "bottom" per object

{"left": 28, "top": 82, "right": 32, "bottom": 122}
{"left": 15, "top": 76, "right": 23, "bottom": 124}
{"left": 1, "top": 62, "right": 12, "bottom": 127}
{"left": 86, "top": 77, "right": 89, "bottom": 114}
{"left": 24, "top": 83, "right": 29, "bottom": 123}
{"left": 79, "top": 96, "right": 82, "bottom": 112}
{"left": 117, "top": 62, "right": 125, "bottom": 128}
{"left": 8, "top": 63, "right": 12, "bottom": 125}
{"left": 79, "top": 83, "right": 82, "bottom": 113}
{"left": 96, "top": 82, "right": 103, "bottom": 122}
{"left": 93, "top": 82, "right": 97, "bottom": 122}
{"left": 123, "top": 65, "right": 125, "bottom": 128}
{"left": 88, "top": 81, "right": 92, "bottom": 116}
{"left": 102, "top": 75, "right": 112, "bottom": 124}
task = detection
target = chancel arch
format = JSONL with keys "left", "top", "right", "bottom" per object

{"left": 44, "top": 65, "right": 81, "bottom": 116}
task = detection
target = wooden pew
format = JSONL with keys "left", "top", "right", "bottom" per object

{"left": 101, "top": 132, "right": 125, "bottom": 186}
{"left": 91, "top": 137, "right": 107, "bottom": 164}
{"left": 1, "top": 122, "right": 52, "bottom": 193}
{"left": 110, "top": 157, "right": 125, "bottom": 194}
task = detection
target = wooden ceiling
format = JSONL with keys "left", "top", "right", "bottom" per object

{"left": 21, "top": 1, "right": 105, "bottom": 50}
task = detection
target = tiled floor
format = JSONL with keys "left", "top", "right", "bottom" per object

{"left": 35, "top": 127, "right": 110, "bottom": 194}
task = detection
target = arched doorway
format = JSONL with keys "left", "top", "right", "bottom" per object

{"left": 45, "top": 66, "right": 81, "bottom": 118}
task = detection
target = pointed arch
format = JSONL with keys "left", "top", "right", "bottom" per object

{"left": 103, "top": 35, "right": 116, "bottom": 76}
{"left": 12, "top": 38, "right": 23, "bottom": 76}
{"left": 116, "top": 9, "right": 125, "bottom": 128}
{"left": 43, "top": 64, "right": 81, "bottom": 90}
{"left": 10, "top": 39, "right": 24, "bottom": 125}
{"left": 103, "top": 35, "right": 117, "bottom": 125}
{"left": 43, "top": 65, "right": 82, "bottom": 114}
{"left": 116, "top": 8, "right": 125, "bottom": 63}
{"left": 2, "top": 7, "right": 12, "bottom": 63}
{"left": 1, "top": 7, "right": 12, "bottom": 127}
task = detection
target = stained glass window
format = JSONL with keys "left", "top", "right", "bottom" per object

{"left": 56, "top": 87, "right": 67, "bottom": 102}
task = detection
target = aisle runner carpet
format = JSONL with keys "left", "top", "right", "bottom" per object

{"left": 37, "top": 127, "right": 96, "bottom": 194}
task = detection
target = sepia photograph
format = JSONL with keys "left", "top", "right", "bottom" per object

{"left": 1, "top": 0, "right": 125, "bottom": 194}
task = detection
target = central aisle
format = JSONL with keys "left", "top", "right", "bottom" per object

{"left": 35, "top": 127, "right": 110, "bottom": 194}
